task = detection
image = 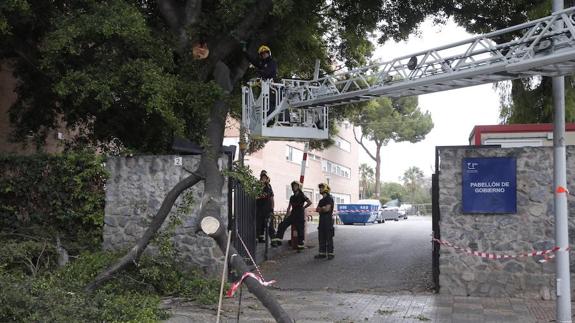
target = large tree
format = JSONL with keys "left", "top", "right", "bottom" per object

{"left": 442, "top": 0, "right": 575, "bottom": 124}
{"left": 351, "top": 96, "right": 433, "bottom": 198}
{"left": 1, "top": 0, "right": 451, "bottom": 320}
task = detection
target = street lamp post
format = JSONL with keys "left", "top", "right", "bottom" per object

{"left": 552, "top": 1, "right": 572, "bottom": 322}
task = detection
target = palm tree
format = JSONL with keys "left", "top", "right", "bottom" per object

{"left": 402, "top": 166, "right": 424, "bottom": 203}
{"left": 359, "top": 163, "right": 375, "bottom": 199}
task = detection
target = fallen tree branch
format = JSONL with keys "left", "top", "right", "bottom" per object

{"left": 85, "top": 171, "right": 203, "bottom": 292}
{"left": 200, "top": 215, "right": 292, "bottom": 323}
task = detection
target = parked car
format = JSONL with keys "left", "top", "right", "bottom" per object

{"left": 398, "top": 204, "right": 411, "bottom": 219}
{"left": 380, "top": 207, "right": 401, "bottom": 221}
{"left": 380, "top": 199, "right": 402, "bottom": 221}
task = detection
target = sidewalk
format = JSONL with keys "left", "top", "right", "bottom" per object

{"left": 164, "top": 289, "right": 563, "bottom": 322}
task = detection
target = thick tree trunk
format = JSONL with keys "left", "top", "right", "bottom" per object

{"left": 87, "top": 61, "right": 292, "bottom": 322}
{"left": 196, "top": 61, "right": 292, "bottom": 322}
{"left": 201, "top": 216, "right": 292, "bottom": 322}
{"left": 374, "top": 143, "right": 382, "bottom": 198}
{"left": 87, "top": 2, "right": 292, "bottom": 320}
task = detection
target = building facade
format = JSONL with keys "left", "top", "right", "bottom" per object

{"left": 224, "top": 119, "right": 360, "bottom": 211}
{"left": 469, "top": 123, "right": 575, "bottom": 147}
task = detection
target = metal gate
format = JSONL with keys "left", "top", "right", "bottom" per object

{"left": 431, "top": 172, "right": 440, "bottom": 293}
{"left": 231, "top": 180, "right": 257, "bottom": 265}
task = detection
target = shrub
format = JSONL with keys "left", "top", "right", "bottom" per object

{"left": 0, "top": 152, "right": 107, "bottom": 252}
{"left": 0, "top": 250, "right": 221, "bottom": 322}
{"left": 0, "top": 152, "right": 221, "bottom": 322}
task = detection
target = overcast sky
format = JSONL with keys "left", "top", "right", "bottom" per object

{"left": 360, "top": 18, "right": 502, "bottom": 183}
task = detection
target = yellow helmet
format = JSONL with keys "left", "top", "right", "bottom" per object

{"left": 258, "top": 45, "right": 271, "bottom": 55}
{"left": 318, "top": 183, "right": 330, "bottom": 194}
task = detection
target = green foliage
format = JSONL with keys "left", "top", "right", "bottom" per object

{"left": 3, "top": 0, "right": 222, "bottom": 153}
{"left": 359, "top": 163, "right": 375, "bottom": 199}
{"left": 351, "top": 96, "right": 433, "bottom": 148}
{"left": 380, "top": 182, "right": 407, "bottom": 204}
{"left": 2, "top": 0, "right": 453, "bottom": 153}
{"left": 0, "top": 249, "right": 221, "bottom": 322}
{"left": 0, "top": 152, "right": 107, "bottom": 252}
{"left": 401, "top": 166, "right": 430, "bottom": 204}
{"left": 350, "top": 96, "right": 433, "bottom": 197}
{"left": 0, "top": 239, "right": 57, "bottom": 277}
{"left": 223, "top": 163, "right": 263, "bottom": 198}
{"left": 443, "top": 1, "right": 575, "bottom": 124}
{"left": 379, "top": 172, "right": 431, "bottom": 205}
{"left": 498, "top": 77, "right": 575, "bottom": 124}
{"left": 0, "top": 252, "right": 168, "bottom": 323}
{"left": 445, "top": 0, "right": 544, "bottom": 36}
{"left": 0, "top": 0, "right": 30, "bottom": 36}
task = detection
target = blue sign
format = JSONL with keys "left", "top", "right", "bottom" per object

{"left": 462, "top": 157, "right": 516, "bottom": 214}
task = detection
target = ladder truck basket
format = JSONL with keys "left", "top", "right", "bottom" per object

{"left": 242, "top": 79, "right": 329, "bottom": 141}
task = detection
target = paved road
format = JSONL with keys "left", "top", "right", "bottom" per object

{"left": 260, "top": 216, "right": 433, "bottom": 293}
{"left": 165, "top": 216, "right": 561, "bottom": 322}
{"left": 165, "top": 290, "right": 558, "bottom": 322}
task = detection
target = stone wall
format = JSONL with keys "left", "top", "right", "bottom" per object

{"left": 103, "top": 155, "right": 229, "bottom": 276}
{"left": 438, "top": 146, "right": 575, "bottom": 299}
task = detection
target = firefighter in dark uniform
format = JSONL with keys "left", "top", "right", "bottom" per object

{"left": 244, "top": 45, "right": 278, "bottom": 80}
{"left": 256, "top": 170, "right": 275, "bottom": 243}
{"left": 315, "top": 183, "right": 335, "bottom": 260}
{"left": 271, "top": 181, "right": 312, "bottom": 251}
{"left": 243, "top": 45, "right": 282, "bottom": 126}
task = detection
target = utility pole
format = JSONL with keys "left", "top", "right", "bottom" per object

{"left": 552, "top": 1, "right": 572, "bottom": 322}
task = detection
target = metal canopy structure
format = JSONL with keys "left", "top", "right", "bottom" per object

{"left": 242, "top": 6, "right": 575, "bottom": 141}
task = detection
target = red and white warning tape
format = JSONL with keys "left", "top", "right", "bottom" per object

{"left": 336, "top": 210, "right": 377, "bottom": 214}
{"left": 226, "top": 272, "right": 276, "bottom": 297}
{"left": 226, "top": 232, "right": 276, "bottom": 298}
{"left": 432, "top": 237, "right": 570, "bottom": 263}
{"left": 274, "top": 209, "right": 370, "bottom": 214}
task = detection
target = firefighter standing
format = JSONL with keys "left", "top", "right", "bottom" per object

{"left": 256, "top": 170, "right": 275, "bottom": 243}
{"left": 271, "top": 181, "right": 312, "bottom": 251}
{"left": 315, "top": 183, "right": 335, "bottom": 260}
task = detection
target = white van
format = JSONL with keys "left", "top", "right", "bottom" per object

{"left": 380, "top": 199, "right": 402, "bottom": 221}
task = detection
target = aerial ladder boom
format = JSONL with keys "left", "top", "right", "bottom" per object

{"left": 242, "top": 6, "right": 575, "bottom": 141}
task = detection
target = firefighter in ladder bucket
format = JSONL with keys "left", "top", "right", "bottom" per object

{"left": 242, "top": 44, "right": 284, "bottom": 127}
{"left": 256, "top": 170, "right": 275, "bottom": 243}
{"left": 315, "top": 183, "right": 335, "bottom": 260}
{"left": 244, "top": 45, "right": 277, "bottom": 81}
{"left": 271, "top": 181, "right": 311, "bottom": 252}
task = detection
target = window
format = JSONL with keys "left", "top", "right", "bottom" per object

{"left": 321, "top": 159, "right": 330, "bottom": 173}
{"left": 334, "top": 136, "right": 351, "bottom": 152}
{"left": 308, "top": 153, "right": 320, "bottom": 161}
{"left": 322, "top": 159, "right": 351, "bottom": 178}
{"left": 285, "top": 146, "right": 294, "bottom": 162}
{"left": 332, "top": 193, "right": 351, "bottom": 204}
{"left": 285, "top": 146, "right": 308, "bottom": 166}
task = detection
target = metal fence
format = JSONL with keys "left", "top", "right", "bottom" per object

{"left": 232, "top": 181, "right": 257, "bottom": 265}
